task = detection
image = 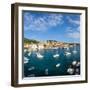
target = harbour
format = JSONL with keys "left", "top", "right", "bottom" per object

{"left": 24, "top": 45, "right": 80, "bottom": 77}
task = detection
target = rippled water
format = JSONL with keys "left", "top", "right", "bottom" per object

{"left": 24, "top": 45, "right": 80, "bottom": 77}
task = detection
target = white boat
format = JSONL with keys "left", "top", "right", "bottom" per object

{"left": 67, "top": 68, "right": 74, "bottom": 75}
{"left": 28, "top": 52, "right": 31, "bottom": 56}
{"left": 53, "top": 54, "right": 59, "bottom": 58}
{"left": 72, "top": 61, "right": 77, "bottom": 66}
{"left": 24, "top": 57, "right": 29, "bottom": 64}
{"left": 53, "top": 49, "right": 59, "bottom": 58}
{"left": 56, "top": 63, "right": 60, "bottom": 68}
{"left": 36, "top": 52, "right": 43, "bottom": 58}
{"left": 24, "top": 60, "right": 28, "bottom": 64}
{"left": 65, "top": 52, "right": 71, "bottom": 56}
{"left": 64, "top": 47, "right": 71, "bottom": 56}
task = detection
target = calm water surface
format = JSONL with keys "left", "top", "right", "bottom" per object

{"left": 24, "top": 45, "right": 80, "bottom": 77}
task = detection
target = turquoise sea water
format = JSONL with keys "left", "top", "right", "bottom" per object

{"left": 24, "top": 45, "right": 80, "bottom": 77}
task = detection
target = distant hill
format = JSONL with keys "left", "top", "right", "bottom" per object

{"left": 24, "top": 38, "right": 80, "bottom": 45}
{"left": 24, "top": 38, "right": 39, "bottom": 44}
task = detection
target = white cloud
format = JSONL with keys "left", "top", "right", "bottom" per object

{"left": 24, "top": 12, "right": 63, "bottom": 32}
{"left": 66, "top": 27, "right": 73, "bottom": 32}
{"left": 67, "top": 16, "right": 80, "bottom": 25}
{"left": 77, "top": 26, "right": 80, "bottom": 32}
{"left": 66, "top": 26, "right": 80, "bottom": 39}
{"left": 67, "top": 32, "right": 80, "bottom": 39}
{"left": 47, "top": 14, "right": 63, "bottom": 26}
{"left": 66, "top": 26, "right": 80, "bottom": 32}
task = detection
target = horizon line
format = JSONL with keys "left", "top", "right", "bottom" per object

{"left": 24, "top": 37, "right": 80, "bottom": 43}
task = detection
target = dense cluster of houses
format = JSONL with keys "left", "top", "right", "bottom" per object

{"left": 24, "top": 40, "right": 74, "bottom": 51}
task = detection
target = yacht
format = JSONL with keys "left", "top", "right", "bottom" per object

{"left": 36, "top": 52, "right": 43, "bottom": 58}
{"left": 72, "top": 60, "right": 77, "bottom": 66}
{"left": 65, "top": 52, "right": 71, "bottom": 56}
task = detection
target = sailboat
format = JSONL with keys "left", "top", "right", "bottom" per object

{"left": 65, "top": 47, "right": 71, "bottom": 56}
{"left": 72, "top": 44, "right": 77, "bottom": 54}
{"left": 53, "top": 49, "right": 59, "bottom": 58}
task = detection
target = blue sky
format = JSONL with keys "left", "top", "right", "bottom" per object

{"left": 23, "top": 11, "right": 80, "bottom": 43}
